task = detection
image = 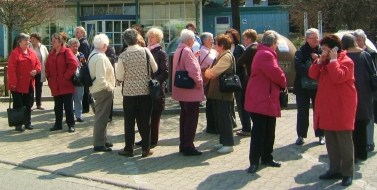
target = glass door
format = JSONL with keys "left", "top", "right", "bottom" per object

{"left": 85, "top": 21, "right": 96, "bottom": 44}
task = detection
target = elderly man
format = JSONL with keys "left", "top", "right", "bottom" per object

{"left": 89, "top": 34, "right": 115, "bottom": 152}
{"left": 354, "top": 29, "right": 376, "bottom": 152}
{"left": 294, "top": 28, "right": 324, "bottom": 146}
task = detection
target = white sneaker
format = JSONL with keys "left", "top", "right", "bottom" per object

{"left": 217, "top": 146, "right": 234, "bottom": 154}
{"left": 213, "top": 144, "right": 223, "bottom": 149}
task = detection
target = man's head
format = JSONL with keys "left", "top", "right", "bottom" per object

{"left": 305, "top": 28, "right": 320, "bottom": 48}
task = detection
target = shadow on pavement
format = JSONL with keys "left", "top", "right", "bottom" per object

{"left": 197, "top": 170, "right": 259, "bottom": 190}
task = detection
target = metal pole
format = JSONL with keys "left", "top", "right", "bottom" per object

{"left": 318, "top": 11, "right": 323, "bottom": 39}
{"left": 304, "top": 12, "right": 308, "bottom": 36}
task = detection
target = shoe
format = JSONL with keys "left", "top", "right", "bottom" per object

{"left": 50, "top": 125, "right": 62, "bottom": 131}
{"left": 341, "top": 176, "right": 352, "bottom": 186}
{"left": 24, "top": 125, "right": 34, "bottom": 130}
{"left": 76, "top": 118, "right": 84, "bottom": 122}
{"left": 105, "top": 142, "right": 113, "bottom": 147}
{"left": 247, "top": 164, "right": 259, "bottom": 173}
{"left": 68, "top": 126, "right": 75, "bottom": 133}
{"left": 142, "top": 150, "right": 153, "bottom": 157}
{"left": 295, "top": 137, "right": 304, "bottom": 145}
{"left": 319, "top": 136, "right": 325, "bottom": 145}
{"left": 236, "top": 130, "right": 251, "bottom": 137}
{"left": 217, "top": 146, "right": 234, "bottom": 154}
{"left": 261, "top": 160, "right": 281, "bottom": 167}
{"left": 36, "top": 106, "right": 44, "bottom": 110}
{"left": 135, "top": 141, "right": 142, "bottom": 146}
{"left": 319, "top": 172, "right": 343, "bottom": 180}
{"left": 94, "top": 146, "right": 112, "bottom": 152}
{"left": 183, "top": 148, "right": 202, "bottom": 156}
{"left": 213, "top": 144, "right": 223, "bottom": 149}
{"left": 15, "top": 125, "right": 25, "bottom": 132}
{"left": 118, "top": 150, "right": 134, "bottom": 157}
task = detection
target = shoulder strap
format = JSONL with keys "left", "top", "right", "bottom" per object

{"left": 199, "top": 51, "right": 211, "bottom": 66}
{"left": 177, "top": 48, "right": 185, "bottom": 68}
{"left": 144, "top": 49, "right": 152, "bottom": 76}
{"left": 88, "top": 53, "right": 98, "bottom": 81}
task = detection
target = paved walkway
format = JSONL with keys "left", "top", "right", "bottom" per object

{"left": 0, "top": 85, "right": 376, "bottom": 189}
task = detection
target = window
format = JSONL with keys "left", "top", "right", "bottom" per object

{"left": 94, "top": 4, "right": 108, "bottom": 15}
{"left": 81, "top": 5, "right": 93, "bottom": 16}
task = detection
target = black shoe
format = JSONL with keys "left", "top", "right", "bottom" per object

{"left": 261, "top": 160, "right": 281, "bottom": 167}
{"left": 94, "top": 146, "right": 112, "bottom": 152}
{"left": 142, "top": 150, "right": 153, "bottom": 157}
{"left": 105, "top": 142, "right": 113, "bottom": 147}
{"left": 118, "top": 150, "right": 134, "bottom": 157}
{"left": 319, "top": 172, "right": 343, "bottom": 180}
{"left": 341, "top": 176, "right": 352, "bottom": 186}
{"left": 68, "top": 126, "right": 75, "bottom": 133}
{"left": 247, "top": 164, "right": 259, "bottom": 173}
{"left": 50, "top": 125, "right": 62, "bottom": 131}
{"left": 15, "top": 125, "right": 25, "bottom": 132}
{"left": 135, "top": 141, "right": 142, "bottom": 146}
{"left": 24, "top": 125, "right": 34, "bottom": 130}
{"left": 295, "top": 137, "right": 304, "bottom": 145}
{"left": 76, "top": 118, "right": 84, "bottom": 122}
{"left": 183, "top": 148, "right": 202, "bottom": 156}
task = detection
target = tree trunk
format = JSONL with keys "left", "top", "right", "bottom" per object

{"left": 230, "top": 0, "right": 240, "bottom": 33}
{"left": 7, "top": 26, "right": 13, "bottom": 55}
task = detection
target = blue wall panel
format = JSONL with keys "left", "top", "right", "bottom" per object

{"left": 0, "top": 24, "right": 4, "bottom": 57}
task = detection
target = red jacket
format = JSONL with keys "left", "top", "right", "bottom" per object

{"left": 309, "top": 51, "right": 357, "bottom": 131}
{"left": 7, "top": 47, "right": 41, "bottom": 94}
{"left": 244, "top": 44, "right": 287, "bottom": 117}
{"left": 45, "top": 46, "right": 78, "bottom": 96}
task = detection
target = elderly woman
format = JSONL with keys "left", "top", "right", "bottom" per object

{"left": 88, "top": 34, "right": 115, "bottom": 152}
{"left": 137, "top": 27, "right": 168, "bottom": 148}
{"left": 245, "top": 30, "right": 287, "bottom": 174}
{"left": 46, "top": 32, "right": 78, "bottom": 133}
{"left": 172, "top": 29, "right": 205, "bottom": 156}
{"left": 68, "top": 38, "right": 86, "bottom": 123}
{"left": 199, "top": 32, "right": 216, "bottom": 80}
{"left": 342, "top": 34, "right": 373, "bottom": 162}
{"left": 204, "top": 34, "right": 235, "bottom": 154}
{"left": 309, "top": 34, "right": 356, "bottom": 186}
{"left": 116, "top": 28, "right": 157, "bottom": 157}
{"left": 30, "top": 33, "right": 49, "bottom": 110}
{"left": 7, "top": 33, "right": 41, "bottom": 132}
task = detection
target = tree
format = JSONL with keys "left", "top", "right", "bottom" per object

{"left": 230, "top": 0, "right": 241, "bottom": 32}
{"left": 0, "top": 0, "right": 65, "bottom": 54}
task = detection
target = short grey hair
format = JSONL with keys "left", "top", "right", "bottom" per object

{"left": 67, "top": 38, "right": 80, "bottom": 47}
{"left": 123, "top": 28, "right": 138, "bottom": 46}
{"left": 305, "top": 28, "right": 319, "bottom": 38}
{"left": 180, "top": 29, "right": 195, "bottom": 44}
{"left": 353, "top": 29, "right": 367, "bottom": 42}
{"left": 261, "top": 30, "right": 279, "bottom": 46}
{"left": 341, "top": 34, "right": 357, "bottom": 50}
{"left": 92, "top": 33, "right": 109, "bottom": 49}
{"left": 200, "top": 32, "right": 213, "bottom": 43}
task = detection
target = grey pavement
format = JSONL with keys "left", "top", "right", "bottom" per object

{"left": 0, "top": 84, "right": 376, "bottom": 189}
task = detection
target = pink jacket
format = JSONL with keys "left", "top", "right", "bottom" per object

{"left": 244, "top": 44, "right": 287, "bottom": 117}
{"left": 171, "top": 43, "right": 205, "bottom": 102}
{"left": 309, "top": 51, "right": 357, "bottom": 131}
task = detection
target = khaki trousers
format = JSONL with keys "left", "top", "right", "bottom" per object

{"left": 92, "top": 90, "right": 113, "bottom": 147}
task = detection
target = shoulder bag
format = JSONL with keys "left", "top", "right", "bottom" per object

{"left": 301, "top": 59, "right": 318, "bottom": 89}
{"left": 145, "top": 49, "right": 163, "bottom": 99}
{"left": 219, "top": 55, "right": 242, "bottom": 92}
{"left": 174, "top": 49, "right": 195, "bottom": 89}
{"left": 7, "top": 93, "right": 26, "bottom": 127}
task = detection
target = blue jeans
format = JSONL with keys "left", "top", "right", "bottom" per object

{"left": 73, "top": 86, "right": 84, "bottom": 119}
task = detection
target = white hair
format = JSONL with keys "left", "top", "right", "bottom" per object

{"left": 67, "top": 38, "right": 80, "bottom": 47}
{"left": 353, "top": 29, "right": 367, "bottom": 42}
{"left": 93, "top": 33, "right": 109, "bottom": 49}
{"left": 261, "top": 30, "right": 279, "bottom": 46}
{"left": 180, "top": 29, "right": 195, "bottom": 44}
{"left": 305, "top": 28, "right": 319, "bottom": 38}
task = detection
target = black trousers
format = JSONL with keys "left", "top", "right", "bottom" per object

{"left": 353, "top": 119, "right": 368, "bottom": 160}
{"left": 235, "top": 90, "right": 252, "bottom": 132}
{"left": 206, "top": 99, "right": 218, "bottom": 133}
{"left": 82, "top": 86, "right": 90, "bottom": 113}
{"left": 123, "top": 95, "right": 152, "bottom": 153}
{"left": 34, "top": 73, "right": 43, "bottom": 107}
{"left": 249, "top": 112, "right": 276, "bottom": 165}
{"left": 53, "top": 93, "right": 75, "bottom": 127}
{"left": 296, "top": 90, "right": 324, "bottom": 138}
{"left": 11, "top": 86, "right": 34, "bottom": 127}
{"left": 208, "top": 99, "right": 234, "bottom": 146}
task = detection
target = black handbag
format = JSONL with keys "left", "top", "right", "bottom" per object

{"left": 145, "top": 49, "right": 163, "bottom": 99}
{"left": 301, "top": 59, "right": 318, "bottom": 89}
{"left": 280, "top": 89, "right": 288, "bottom": 108}
{"left": 7, "top": 93, "right": 26, "bottom": 127}
{"left": 174, "top": 49, "right": 195, "bottom": 89}
{"left": 219, "top": 56, "right": 242, "bottom": 92}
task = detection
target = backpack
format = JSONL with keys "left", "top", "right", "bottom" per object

{"left": 72, "top": 53, "right": 97, "bottom": 87}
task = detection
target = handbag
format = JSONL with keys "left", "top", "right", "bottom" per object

{"left": 145, "top": 49, "right": 163, "bottom": 99}
{"left": 301, "top": 59, "right": 318, "bottom": 89}
{"left": 174, "top": 49, "right": 195, "bottom": 89}
{"left": 280, "top": 89, "right": 288, "bottom": 108}
{"left": 7, "top": 93, "right": 26, "bottom": 127}
{"left": 219, "top": 56, "right": 242, "bottom": 92}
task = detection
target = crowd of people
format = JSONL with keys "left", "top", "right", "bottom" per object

{"left": 6, "top": 23, "right": 377, "bottom": 187}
